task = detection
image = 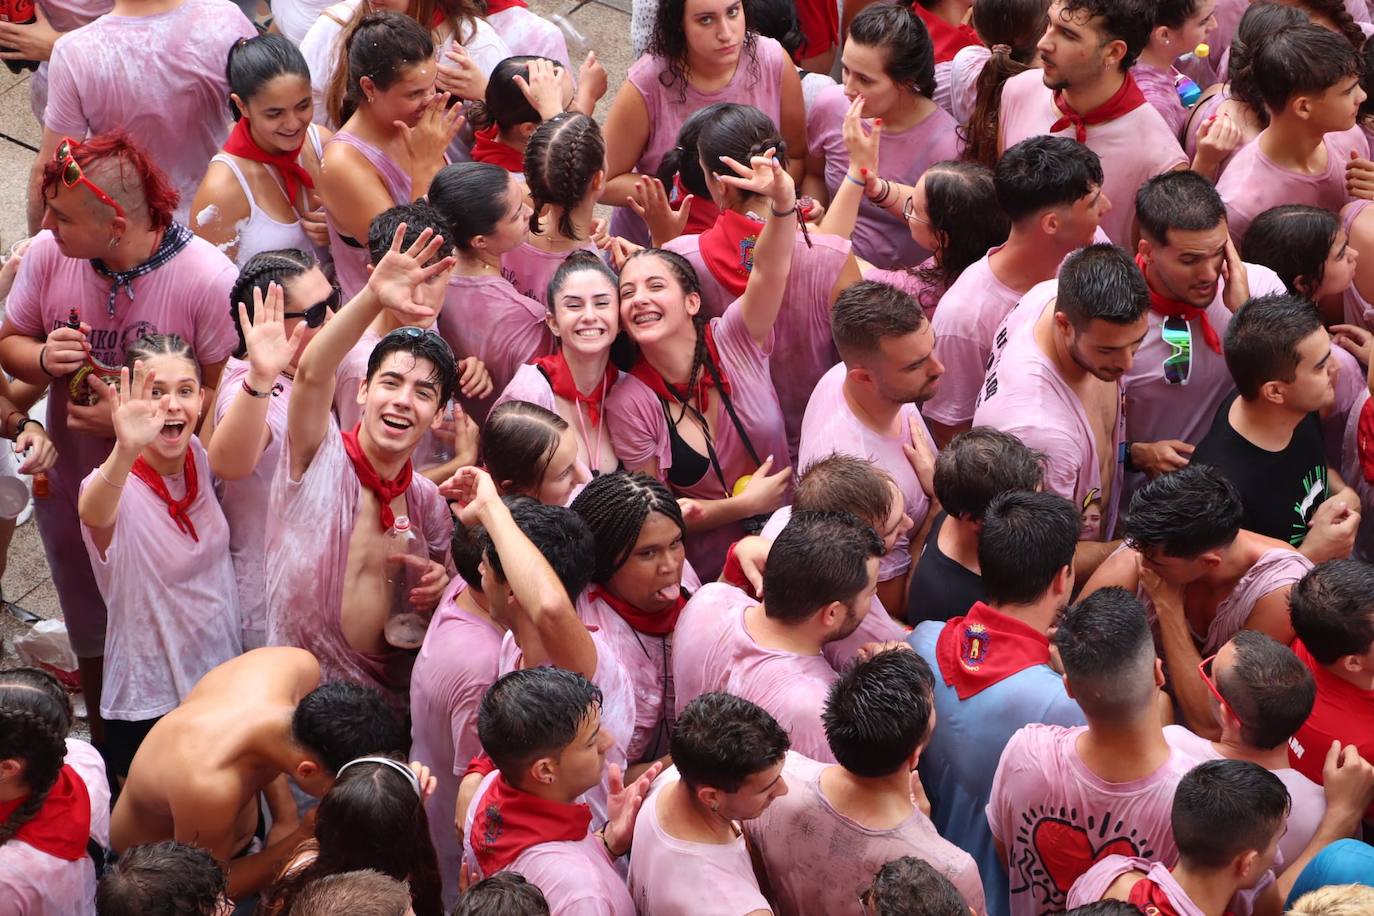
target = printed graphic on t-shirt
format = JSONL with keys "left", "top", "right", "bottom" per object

{"left": 1291, "top": 470, "right": 1326, "bottom": 545}
{"left": 1010, "top": 803, "right": 1157, "bottom": 911}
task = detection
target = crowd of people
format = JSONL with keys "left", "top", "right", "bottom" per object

{"left": 4, "top": 0, "right": 1374, "bottom": 909}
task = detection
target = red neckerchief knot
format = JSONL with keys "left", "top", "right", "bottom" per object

{"left": 628, "top": 325, "right": 731, "bottom": 413}
{"left": 1050, "top": 72, "right": 1148, "bottom": 143}
{"left": 532, "top": 353, "right": 618, "bottom": 425}
{"left": 130, "top": 453, "right": 200, "bottom": 542}
{"left": 1135, "top": 253, "right": 1222, "bottom": 354}
{"left": 341, "top": 423, "right": 413, "bottom": 531}
{"left": 221, "top": 116, "right": 314, "bottom": 206}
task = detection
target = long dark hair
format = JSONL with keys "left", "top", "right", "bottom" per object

{"left": 960, "top": 0, "right": 1049, "bottom": 167}
{"left": 0, "top": 668, "right": 74, "bottom": 851}
{"left": 647, "top": 0, "right": 761, "bottom": 102}
{"left": 1241, "top": 205, "right": 1342, "bottom": 299}
{"left": 571, "top": 472, "right": 687, "bottom": 583}
{"left": 428, "top": 161, "right": 513, "bottom": 249}
{"left": 327, "top": 11, "right": 435, "bottom": 127}
{"left": 525, "top": 112, "right": 606, "bottom": 241}
{"left": 656, "top": 102, "right": 733, "bottom": 199}
{"left": 915, "top": 161, "right": 1010, "bottom": 307}
{"left": 468, "top": 55, "right": 555, "bottom": 132}
{"left": 226, "top": 33, "right": 312, "bottom": 121}
{"left": 1227, "top": 3, "right": 1313, "bottom": 129}
{"left": 481, "top": 401, "right": 569, "bottom": 496}
{"left": 847, "top": 4, "right": 937, "bottom": 99}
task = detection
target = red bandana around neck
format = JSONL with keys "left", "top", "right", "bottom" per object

{"left": 342, "top": 423, "right": 413, "bottom": 531}
{"left": 0, "top": 765, "right": 92, "bottom": 861}
{"left": 591, "top": 585, "right": 686, "bottom": 636}
{"left": 222, "top": 117, "right": 315, "bottom": 207}
{"left": 698, "top": 208, "right": 764, "bottom": 298}
{"left": 910, "top": 3, "right": 981, "bottom": 63}
{"left": 934, "top": 601, "right": 1052, "bottom": 700}
{"left": 674, "top": 176, "right": 720, "bottom": 236}
{"left": 628, "top": 325, "right": 731, "bottom": 413}
{"left": 532, "top": 353, "right": 618, "bottom": 426}
{"left": 471, "top": 126, "right": 526, "bottom": 174}
{"left": 470, "top": 773, "right": 592, "bottom": 875}
{"left": 482, "top": 0, "right": 527, "bottom": 12}
{"left": 1050, "top": 72, "right": 1148, "bottom": 143}
{"left": 131, "top": 453, "right": 200, "bottom": 542}
{"left": 1134, "top": 253, "right": 1222, "bottom": 354}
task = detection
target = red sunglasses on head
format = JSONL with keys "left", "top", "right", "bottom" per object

{"left": 54, "top": 137, "right": 126, "bottom": 218}
{"left": 1198, "top": 653, "right": 1250, "bottom": 730}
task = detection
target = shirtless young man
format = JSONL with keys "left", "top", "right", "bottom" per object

{"left": 109, "top": 648, "right": 408, "bottom": 900}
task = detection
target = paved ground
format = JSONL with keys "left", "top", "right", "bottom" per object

{"left": 0, "top": 0, "right": 636, "bottom": 685}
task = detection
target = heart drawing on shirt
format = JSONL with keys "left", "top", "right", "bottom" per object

{"left": 1030, "top": 815, "right": 1147, "bottom": 894}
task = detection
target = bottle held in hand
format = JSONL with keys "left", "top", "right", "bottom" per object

{"left": 384, "top": 515, "right": 430, "bottom": 649}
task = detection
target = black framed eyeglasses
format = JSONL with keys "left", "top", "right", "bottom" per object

{"left": 284, "top": 284, "right": 341, "bottom": 328}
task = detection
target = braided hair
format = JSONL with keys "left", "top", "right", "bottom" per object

{"left": 0, "top": 668, "right": 74, "bottom": 850}
{"left": 229, "top": 248, "right": 319, "bottom": 358}
{"left": 570, "top": 472, "right": 685, "bottom": 583}
{"left": 525, "top": 112, "right": 606, "bottom": 241}
{"left": 124, "top": 333, "right": 201, "bottom": 381}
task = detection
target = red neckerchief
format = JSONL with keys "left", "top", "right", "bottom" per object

{"left": 720, "top": 541, "right": 759, "bottom": 598}
{"left": 130, "top": 453, "right": 200, "bottom": 542}
{"left": 342, "top": 423, "right": 413, "bottom": 531}
{"left": 1128, "top": 878, "right": 1183, "bottom": 916}
{"left": 697, "top": 208, "right": 763, "bottom": 298}
{"left": 591, "top": 585, "right": 685, "bottom": 636}
{"left": 934, "top": 601, "right": 1051, "bottom": 700}
{"left": 483, "top": 0, "right": 528, "bottom": 12}
{"left": 221, "top": 117, "right": 314, "bottom": 206}
{"left": 0, "top": 765, "right": 92, "bottom": 861}
{"left": 1050, "top": 73, "right": 1148, "bottom": 143}
{"left": 532, "top": 353, "right": 617, "bottom": 425}
{"left": 910, "top": 3, "right": 982, "bottom": 63}
{"left": 1135, "top": 254, "right": 1222, "bottom": 354}
{"left": 1359, "top": 397, "right": 1374, "bottom": 484}
{"left": 674, "top": 176, "right": 720, "bottom": 236}
{"left": 470, "top": 773, "right": 592, "bottom": 875}
{"left": 471, "top": 126, "right": 526, "bottom": 174}
{"left": 628, "top": 325, "right": 731, "bottom": 413}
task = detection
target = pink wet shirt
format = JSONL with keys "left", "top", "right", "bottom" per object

{"left": 43, "top": 0, "right": 257, "bottom": 223}
{"left": 998, "top": 69, "right": 1188, "bottom": 245}
{"left": 948, "top": 45, "right": 991, "bottom": 126}
{"left": 501, "top": 241, "right": 597, "bottom": 307}
{"left": 1132, "top": 63, "right": 1188, "bottom": 139}
{"left": 987, "top": 723, "right": 1199, "bottom": 916}
{"left": 1343, "top": 200, "right": 1374, "bottom": 332}
{"left": 744, "top": 752, "right": 986, "bottom": 916}
{"left": 27, "top": 0, "right": 113, "bottom": 123}
{"left": 324, "top": 133, "right": 413, "bottom": 300}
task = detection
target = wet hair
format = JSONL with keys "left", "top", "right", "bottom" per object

{"left": 96, "top": 841, "right": 226, "bottom": 916}
{"left": 671, "top": 692, "right": 790, "bottom": 793}
{"left": 427, "top": 161, "right": 515, "bottom": 251}
{"left": 1222, "top": 631, "right": 1317, "bottom": 750}
{"left": 1227, "top": 3, "right": 1312, "bottom": 128}
{"left": 1135, "top": 170, "right": 1227, "bottom": 245}
{"left": 698, "top": 104, "right": 791, "bottom": 197}
{"left": 993, "top": 135, "right": 1103, "bottom": 223}
{"left": 1055, "top": 243, "right": 1150, "bottom": 331}
{"left": 1223, "top": 292, "right": 1324, "bottom": 400}
{"left": 1122, "top": 465, "right": 1243, "bottom": 559}
{"left": 456, "top": 872, "right": 552, "bottom": 916}
{"left": 1153, "top": 0, "right": 1201, "bottom": 29}
{"left": 450, "top": 522, "right": 486, "bottom": 593}
{"left": 1297, "top": 0, "right": 1366, "bottom": 50}
{"left": 830, "top": 280, "right": 928, "bottom": 365}
{"left": 1054, "top": 587, "right": 1156, "bottom": 719}
{"left": 747, "top": 0, "right": 804, "bottom": 59}
{"left": 863, "top": 856, "right": 967, "bottom": 916}
{"left": 41, "top": 129, "right": 178, "bottom": 231}
{"left": 366, "top": 201, "right": 457, "bottom": 266}
{"left": 960, "top": 0, "right": 1051, "bottom": 167}
{"left": 794, "top": 453, "right": 896, "bottom": 529}
{"left": 468, "top": 55, "right": 557, "bottom": 133}
{"left": 570, "top": 471, "right": 686, "bottom": 584}
{"left": 526, "top": 113, "right": 606, "bottom": 240}
{"left": 480, "top": 401, "right": 569, "bottom": 497}
{"left": 477, "top": 667, "right": 603, "bottom": 777}
{"left": 290, "top": 870, "right": 414, "bottom": 916}
{"left": 545, "top": 249, "right": 619, "bottom": 314}
{"left": 1242, "top": 205, "right": 1343, "bottom": 299}
{"left": 977, "top": 490, "right": 1079, "bottom": 605}
{"left": 915, "top": 162, "right": 1010, "bottom": 305}
{"left": 226, "top": 33, "right": 311, "bottom": 121}
{"left": 265, "top": 757, "right": 443, "bottom": 916}
{"left": 656, "top": 103, "right": 733, "bottom": 200}
{"left": 1058, "top": 0, "right": 1154, "bottom": 70}
{"left": 1289, "top": 885, "right": 1374, "bottom": 916}
{"left": 647, "top": 0, "right": 760, "bottom": 102}
{"left": 123, "top": 333, "right": 200, "bottom": 381}
{"left": 328, "top": 11, "right": 435, "bottom": 127}
{"left": 1289, "top": 560, "right": 1374, "bottom": 664}
{"left": 823, "top": 649, "right": 936, "bottom": 777}
{"left": 1172, "top": 759, "right": 1290, "bottom": 867}
{"left": 848, "top": 4, "right": 937, "bottom": 98}
{"left": 762, "top": 511, "right": 885, "bottom": 623}
{"left": 364, "top": 327, "right": 458, "bottom": 406}
{"left": 229, "top": 248, "right": 320, "bottom": 358}
{"left": 290, "top": 681, "right": 408, "bottom": 773}
{"left": 480, "top": 497, "right": 595, "bottom": 603}
{"left": 1247, "top": 23, "right": 1361, "bottom": 116}
{"left": 934, "top": 427, "right": 1045, "bottom": 521}
{"left": 0, "top": 668, "right": 73, "bottom": 851}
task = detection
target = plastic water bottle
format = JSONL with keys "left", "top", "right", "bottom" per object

{"left": 425, "top": 401, "right": 456, "bottom": 469}
{"left": 1174, "top": 70, "right": 1203, "bottom": 108}
{"left": 383, "top": 516, "right": 430, "bottom": 649}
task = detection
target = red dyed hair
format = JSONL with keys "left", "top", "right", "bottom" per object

{"left": 41, "top": 129, "right": 179, "bottom": 230}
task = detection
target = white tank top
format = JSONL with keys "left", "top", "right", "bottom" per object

{"left": 209, "top": 125, "right": 324, "bottom": 268}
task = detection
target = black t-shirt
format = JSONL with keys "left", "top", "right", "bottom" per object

{"left": 1191, "top": 392, "right": 1328, "bottom": 547}
{"left": 906, "top": 512, "right": 986, "bottom": 625}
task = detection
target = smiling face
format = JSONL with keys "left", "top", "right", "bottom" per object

{"left": 682, "top": 0, "right": 746, "bottom": 70}
{"left": 363, "top": 59, "right": 437, "bottom": 129}
{"left": 606, "top": 510, "right": 687, "bottom": 613}
{"left": 357, "top": 350, "right": 445, "bottom": 458}
{"left": 236, "top": 73, "right": 314, "bottom": 156}
{"left": 550, "top": 268, "right": 620, "bottom": 359}
{"left": 618, "top": 254, "right": 700, "bottom": 349}
{"left": 142, "top": 353, "right": 204, "bottom": 465}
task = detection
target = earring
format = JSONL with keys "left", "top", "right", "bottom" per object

{"left": 710, "top": 802, "right": 719, "bottom": 813}
{"left": 108, "top": 237, "right": 119, "bottom": 250}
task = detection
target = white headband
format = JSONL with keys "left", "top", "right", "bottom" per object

{"left": 335, "top": 756, "right": 421, "bottom": 798}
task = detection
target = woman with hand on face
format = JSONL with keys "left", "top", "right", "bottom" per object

{"left": 77, "top": 335, "right": 243, "bottom": 782}
{"left": 191, "top": 35, "right": 333, "bottom": 269}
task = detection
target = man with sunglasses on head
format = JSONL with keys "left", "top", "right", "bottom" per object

{"left": 264, "top": 215, "right": 458, "bottom": 706}
{"left": 0, "top": 131, "right": 239, "bottom": 749}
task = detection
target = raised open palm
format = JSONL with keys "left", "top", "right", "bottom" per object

{"left": 240, "top": 282, "right": 306, "bottom": 380}
{"left": 102, "top": 361, "right": 171, "bottom": 452}
{"left": 367, "top": 224, "right": 455, "bottom": 324}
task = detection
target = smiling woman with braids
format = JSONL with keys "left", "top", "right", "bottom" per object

{"left": 0, "top": 667, "right": 111, "bottom": 916}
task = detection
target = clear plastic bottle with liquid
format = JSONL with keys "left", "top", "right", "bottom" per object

{"left": 384, "top": 515, "right": 430, "bottom": 649}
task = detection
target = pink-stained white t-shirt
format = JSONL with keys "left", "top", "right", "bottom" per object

{"left": 1163, "top": 725, "right": 1326, "bottom": 874}
{"left": 798, "top": 363, "right": 937, "bottom": 581}
{"left": 628, "top": 769, "right": 772, "bottom": 916}
{"left": 265, "top": 421, "right": 453, "bottom": 701}
{"left": 1216, "top": 127, "right": 1370, "bottom": 242}
{"left": 664, "top": 228, "right": 851, "bottom": 462}
{"left": 1342, "top": 201, "right": 1374, "bottom": 332}
{"left": 1132, "top": 63, "right": 1188, "bottom": 139}
{"left": 43, "top": 0, "right": 257, "bottom": 223}
{"left": 79, "top": 439, "right": 242, "bottom": 721}
{"left": 948, "top": 45, "right": 991, "bottom": 126}
{"left": 972, "top": 296, "right": 1125, "bottom": 540}
{"left": 501, "top": 241, "right": 598, "bottom": 307}
{"left": 808, "top": 83, "right": 961, "bottom": 269}
{"left": 924, "top": 247, "right": 1026, "bottom": 428}
{"left": 745, "top": 753, "right": 986, "bottom": 916}
{"left": 987, "top": 723, "right": 1199, "bottom": 916}
{"left": 27, "top": 0, "right": 113, "bottom": 123}
{"left": 862, "top": 260, "right": 941, "bottom": 315}
{"left": 436, "top": 273, "right": 556, "bottom": 423}
{"left": 1066, "top": 857, "right": 1206, "bottom": 914}
{"left": 0, "top": 739, "right": 109, "bottom": 916}
{"left": 409, "top": 577, "right": 504, "bottom": 911}
{"left": 998, "top": 69, "right": 1188, "bottom": 246}
{"left": 487, "top": 6, "right": 570, "bottom": 67}
{"left": 323, "top": 132, "right": 413, "bottom": 300}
